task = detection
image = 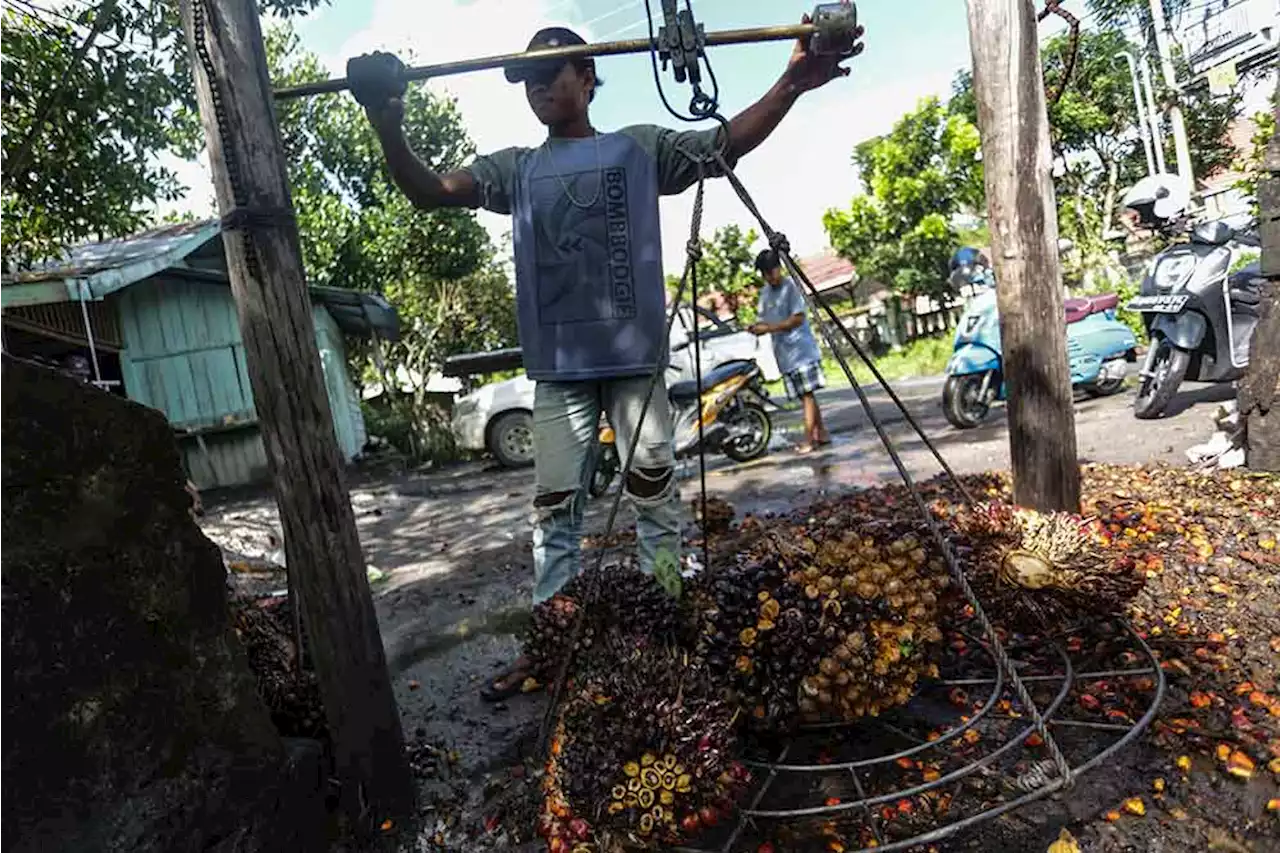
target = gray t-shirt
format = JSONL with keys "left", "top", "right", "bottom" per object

{"left": 756, "top": 276, "right": 822, "bottom": 375}
{"left": 465, "top": 125, "right": 736, "bottom": 381}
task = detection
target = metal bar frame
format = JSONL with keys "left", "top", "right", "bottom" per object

{"left": 667, "top": 624, "right": 1164, "bottom": 853}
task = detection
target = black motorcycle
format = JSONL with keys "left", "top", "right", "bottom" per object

{"left": 1126, "top": 218, "right": 1262, "bottom": 419}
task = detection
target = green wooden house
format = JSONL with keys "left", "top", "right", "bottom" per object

{"left": 1, "top": 220, "right": 400, "bottom": 490}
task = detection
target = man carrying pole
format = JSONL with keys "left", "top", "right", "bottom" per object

{"left": 348, "top": 14, "right": 862, "bottom": 699}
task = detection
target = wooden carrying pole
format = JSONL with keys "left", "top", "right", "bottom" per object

{"left": 965, "top": 0, "right": 1081, "bottom": 513}
{"left": 178, "top": 0, "right": 414, "bottom": 826}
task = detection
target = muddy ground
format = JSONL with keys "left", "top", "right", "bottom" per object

{"left": 201, "top": 378, "right": 1279, "bottom": 852}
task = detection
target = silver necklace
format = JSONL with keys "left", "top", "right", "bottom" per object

{"left": 541, "top": 131, "right": 603, "bottom": 210}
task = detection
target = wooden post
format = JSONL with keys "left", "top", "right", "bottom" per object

{"left": 965, "top": 0, "right": 1081, "bottom": 513}
{"left": 178, "top": 0, "right": 414, "bottom": 826}
{"left": 1240, "top": 80, "right": 1280, "bottom": 471}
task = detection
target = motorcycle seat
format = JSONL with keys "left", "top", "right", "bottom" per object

{"left": 1064, "top": 293, "right": 1119, "bottom": 324}
{"left": 668, "top": 359, "right": 756, "bottom": 401}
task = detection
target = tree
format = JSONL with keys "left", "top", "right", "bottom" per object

{"left": 1233, "top": 97, "right": 1278, "bottom": 216}
{"left": 1084, "top": 0, "right": 1192, "bottom": 32}
{"left": 1238, "top": 77, "right": 1280, "bottom": 471}
{"left": 951, "top": 25, "right": 1244, "bottom": 289}
{"left": 266, "top": 25, "right": 517, "bottom": 412}
{"left": 822, "top": 97, "right": 983, "bottom": 304}
{"left": 692, "top": 224, "right": 760, "bottom": 322}
{"left": 0, "top": 0, "right": 321, "bottom": 269}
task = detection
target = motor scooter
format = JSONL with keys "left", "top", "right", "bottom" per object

{"left": 589, "top": 359, "right": 774, "bottom": 496}
{"left": 942, "top": 246, "right": 1138, "bottom": 429}
{"left": 1119, "top": 176, "right": 1262, "bottom": 420}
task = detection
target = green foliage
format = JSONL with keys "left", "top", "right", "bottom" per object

{"left": 267, "top": 24, "right": 516, "bottom": 381}
{"left": 1233, "top": 104, "right": 1277, "bottom": 217}
{"left": 823, "top": 97, "right": 982, "bottom": 303}
{"left": 951, "top": 25, "right": 1245, "bottom": 288}
{"left": 2, "top": 3, "right": 198, "bottom": 268}
{"left": 1230, "top": 250, "right": 1260, "bottom": 274}
{"left": 696, "top": 224, "right": 760, "bottom": 323}
{"left": 0, "top": 0, "right": 325, "bottom": 269}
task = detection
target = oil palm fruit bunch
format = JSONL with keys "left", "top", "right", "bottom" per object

{"left": 793, "top": 516, "right": 949, "bottom": 723}
{"left": 692, "top": 512, "right": 951, "bottom": 727}
{"left": 525, "top": 565, "right": 684, "bottom": 681}
{"left": 542, "top": 644, "right": 749, "bottom": 851}
{"left": 939, "top": 500, "right": 1147, "bottom": 631}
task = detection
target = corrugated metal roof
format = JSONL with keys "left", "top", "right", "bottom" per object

{"left": 797, "top": 249, "right": 857, "bottom": 291}
{"left": 1, "top": 220, "right": 401, "bottom": 341}
{"left": 2, "top": 220, "right": 221, "bottom": 287}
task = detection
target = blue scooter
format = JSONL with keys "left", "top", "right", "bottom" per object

{"left": 942, "top": 247, "right": 1139, "bottom": 429}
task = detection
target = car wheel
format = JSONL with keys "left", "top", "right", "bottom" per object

{"left": 489, "top": 411, "right": 535, "bottom": 468}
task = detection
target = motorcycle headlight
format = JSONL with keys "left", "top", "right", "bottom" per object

{"left": 1152, "top": 255, "right": 1196, "bottom": 292}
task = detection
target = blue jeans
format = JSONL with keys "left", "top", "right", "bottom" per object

{"left": 531, "top": 375, "right": 681, "bottom": 604}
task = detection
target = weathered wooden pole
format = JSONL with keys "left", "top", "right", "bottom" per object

{"left": 178, "top": 0, "right": 414, "bottom": 827}
{"left": 965, "top": 0, "right": 1081, "bottom": 513}
{"left": 1240, "top": 82, "right": 1280, "bottom": 471}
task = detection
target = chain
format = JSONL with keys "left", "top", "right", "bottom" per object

{"left": 540, "top": 132, "right": 605, "bottom": 209}
{"left": 190, "top": 0, "right": 296, "bottom": 278}
{"left": 537, "top": 163, "right": 709, "bottom": 753}
{"left": 706, "top": 146, "right": 1075, "bottom": 789}
{"left": 1038, "top": 0, "right": 1081, "bottom": 108}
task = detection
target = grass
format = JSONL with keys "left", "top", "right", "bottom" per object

{"left": 764, "top": 335, "right": 953, "bottom": 396}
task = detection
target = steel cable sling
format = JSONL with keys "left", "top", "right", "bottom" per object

{"left": 537, "top": 0, "right": 1075, "bottom": 794}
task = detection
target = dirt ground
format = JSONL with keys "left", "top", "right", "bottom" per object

{"left": 199, "top": 378, "right": 1278, "bottom": 852}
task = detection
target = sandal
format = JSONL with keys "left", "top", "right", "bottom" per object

{"left": 480, "top": 659, "right": 535, "bottom": 702}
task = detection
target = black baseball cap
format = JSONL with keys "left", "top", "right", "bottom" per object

{"left": 503, "top": 27, "right": 591, "bottom": 84}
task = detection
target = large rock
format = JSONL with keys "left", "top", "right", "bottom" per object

{"left": 2, "top": 356, "right": 324, "bottom": 852}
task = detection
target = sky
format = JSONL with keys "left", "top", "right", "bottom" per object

{"left": 163, "top": 0, "right": 980, "bottom": 273}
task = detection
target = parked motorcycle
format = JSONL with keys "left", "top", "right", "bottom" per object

{"left": 1120, "top": 177, "right": 1262, "bottom": 420}
{"left": 942, "top": 246, "right": 1138, "bottom": 429}
{"left": 590, "top": 359, "right": 774, "bottom": 496}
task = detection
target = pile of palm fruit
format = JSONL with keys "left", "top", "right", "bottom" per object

{"left": 526, "top": 481, "right": 1151, "bottom": 851}
{"left": 688, "top": 508, "right": 951, "bottom": 729}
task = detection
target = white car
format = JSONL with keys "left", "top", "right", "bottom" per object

{"left": 451, "top": 306, "right": 782, "bottom": 468}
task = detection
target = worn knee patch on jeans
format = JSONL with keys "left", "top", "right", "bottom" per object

{"left": 626, "top": 467, "right": 674, "bottom": 503}
{"left": 534, "top": 489, "right": 577, "bottom": 513}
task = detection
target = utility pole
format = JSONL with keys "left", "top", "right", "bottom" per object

{"left": 1239, "top": 78, "right": 1280, "bottom": 471}
{"left": 178, "top": 0, "right": 414, "bottom": 829}
{"left": 966, "top": 0, "right": 1081, "bottom": 514}
{"left": 1116, "top": 51, "right": 1156, "bottom": 176}
{"left": 1148, "top": 0, "right": 1195, "bottom": 192}
{"left": 1138, "top": 57, "right": 1168, "bottom": 175}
